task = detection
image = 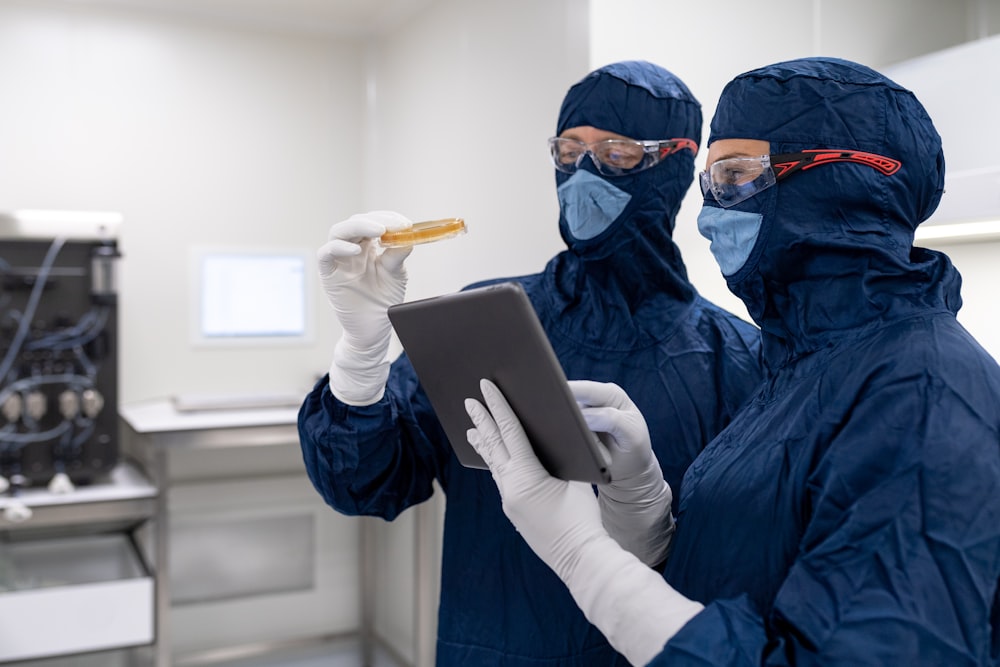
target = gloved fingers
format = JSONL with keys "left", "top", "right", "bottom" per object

{"left": 569, "top": 382, "right": 655, "bottom": 481}
{"left": 326, "top": 213, "right": 413, "bottom": 274}
{"left": 380, "top": 244, "right": 414, "bottom": 273}
{"left": 317, "top": 238, "right": 363, "bottom": 273}
{"left": 570, "top": 381, "right": 649, "bottom": 454}
{"left": 578, "top": 405, "right": 631, "bottom": 449}
{"left": 319, "top": 217, "right": 382, "bottom": 279}
{"left": 569, "top": 379, "right": 636, "bottom": 411}
{"left": 327, "top": 215, "right": 388, "bottom": 243}
{"left": 369, "top": 212, "right": 413, "bottom": 273}
{"left": 478, "top": 379, "right": 537, "bottom": 465}
{"left": 364, "top": 210, "right": 413, "bottom": 232}
{"left": 465, "top": 397, "right": 511, "bottom": 471}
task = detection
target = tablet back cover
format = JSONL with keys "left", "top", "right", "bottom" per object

{"left": 387, "top": 282, "right": 610, "bottom": 483}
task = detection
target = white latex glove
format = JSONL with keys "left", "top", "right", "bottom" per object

{"left": 320, "top": 211, "right": 413, "bottom": 405}
{"left": 571, "top": 380, "right": 675, "bottom": 567}
{"left": 465, "top": 379, "right": 704, "bottom": 667}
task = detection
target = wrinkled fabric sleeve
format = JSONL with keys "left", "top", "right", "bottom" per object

{"left": 298, "top": 353, "right": 452, "bottom": 520}
{"left": 649, "top": 373, "right": 1000, "bottom": 666}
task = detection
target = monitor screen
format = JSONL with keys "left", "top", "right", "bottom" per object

{"left": 194, "top": 250, "right": 312, "bottom": 344}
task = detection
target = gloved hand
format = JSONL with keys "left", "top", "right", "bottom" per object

{"left": 465, "top": 379, "right": 704, "bottom": 667}
{"left": 570, "top": 380, "right": 675, "bottom": 567}
{"left": 320, "top": 211, "right": 413, "bottom": 405}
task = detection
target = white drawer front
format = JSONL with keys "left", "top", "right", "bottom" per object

{"left": 0, "top": 534, "right": 153, "bottom": 662}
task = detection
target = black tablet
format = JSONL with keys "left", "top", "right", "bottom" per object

{"left": 387, "top": 281, "right": 612, "bottom": 484}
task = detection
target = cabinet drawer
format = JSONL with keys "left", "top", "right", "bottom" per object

{"left": 0, "top": 533, "right": 153, "bottom": 662}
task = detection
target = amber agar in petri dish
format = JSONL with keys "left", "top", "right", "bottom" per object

{"left": 379, "top": 218, "right": 466, "bottom": 248}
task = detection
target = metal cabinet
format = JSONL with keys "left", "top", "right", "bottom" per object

{"left": 119, "top": 401, "right": 382, "bottom": 667}
{"left": 0, "top": 400, "right": 439, "bottom": 667}
{"left": 0, "top": 462, "right": 158, "bottom": 665}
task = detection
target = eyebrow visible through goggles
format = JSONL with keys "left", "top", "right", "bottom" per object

{"left": 770, "top": 149, "right": 902, "bottom": 180}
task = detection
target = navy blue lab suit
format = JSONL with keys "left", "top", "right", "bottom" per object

{"left": 299, "top": 61, "right": 764, "bottom": 666}
{"left": 649, "top": 58, "right": 1000, "bottom": 666}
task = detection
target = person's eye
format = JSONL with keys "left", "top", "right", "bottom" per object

{"left": 605, "top": 150, "right": 626, "bottom": 165}
{"left": 600, "top": 143, "right": 643, "bottom": 168}
{"left": 718, "top": 162, "right": 759, "bottom": 185}
{"left": 718, "top": 166, "right": 743, "bottom": 184}
{"left": 559, "top": 148, "right": 583, "bottom": 163}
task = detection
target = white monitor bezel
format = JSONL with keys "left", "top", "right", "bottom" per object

{"left": 190, "top": 246, "right": 315, "bottom": 348}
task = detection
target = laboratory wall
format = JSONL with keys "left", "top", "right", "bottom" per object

{"left": 881, "top": 35, "right": 1000, "bottom": 359}
{"left": 362, "top": 0, "right": 590, "bottom": 305}
{"left": 0, "top": 0, "right": 362, "bottom": 404}
{"left": 0, "top": 0, "right": 592, "bottom": 405}
{"left": 589, "top": 0, "right": 1000, "bottom": 360}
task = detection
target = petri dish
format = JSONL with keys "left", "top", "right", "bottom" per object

{"left": 379, "top": 218, "right": 467, "bottom": 248}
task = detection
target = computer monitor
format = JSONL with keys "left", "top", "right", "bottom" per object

{"left": 192, "top": 248, "right": 314, "bottom": 346}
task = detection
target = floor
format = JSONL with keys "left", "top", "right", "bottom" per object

{"left": 14, "top": 637, "right": 407, "bottom": 667}
{"left": 196, "top": 638, "right": 405, "bottom": 667}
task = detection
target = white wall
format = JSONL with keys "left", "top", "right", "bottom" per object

{"left": 589, "top": 0, "right": 1000, "bottom": 361}
{"left": 0, "top": 0, "right": 595, "bottom": 403}
{"left": 0, "top": 0, "right": 364, "bottom": 404}
{"left": 880, "top": 35, "right": 1000, "bottom": 358}
{"left": 365, "top": 0, "right": 589, "bottom": 304}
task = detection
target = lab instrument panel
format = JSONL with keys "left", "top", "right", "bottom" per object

{"left": 0, "top": 231, "right": 120, "bottom": 488}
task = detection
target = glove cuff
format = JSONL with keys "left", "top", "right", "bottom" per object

{"left": 336, "top": 317, "right": 393, "bottom": 360}
{"left": 601, "top": 456, "right": 669, "bottom": 501}
{"left": 328, "top": 339, "right": 391, "bottom": 406}
{"left": 598, "top": 480, "right": 675, "bottom": 567}
{"left": 567, "top": 535, "right": 703, "bottom": 666}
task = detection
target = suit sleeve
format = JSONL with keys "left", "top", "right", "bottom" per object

{"left": 298, "top": 353, "right": 454, "bottom": 520}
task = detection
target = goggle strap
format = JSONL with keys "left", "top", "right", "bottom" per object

{"left": 771, "top": 150, "right": 902, "bottom": 180}
{"left": 658, "top": 138, "right": 699, "bottom": 158}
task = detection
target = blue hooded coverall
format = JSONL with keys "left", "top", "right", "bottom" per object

{"left": 298, "top": 61, "right": 764, "bottom": 666}
{"left": 648, "top": 58, "right": 1000, "bottom": 666}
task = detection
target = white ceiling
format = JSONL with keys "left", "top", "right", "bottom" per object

{"left": 53, "top": 0, "right": 437, "bottom": 36}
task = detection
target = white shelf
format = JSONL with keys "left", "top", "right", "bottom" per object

{"left": 0, "top": 533, "right": 153, "bottom": 662}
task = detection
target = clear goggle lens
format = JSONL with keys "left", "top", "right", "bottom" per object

{"left": 699, "top": 155, "right": 776, "bottom": 208}
{"left": 549, "top": 137, "right": 696, "bottom": 177}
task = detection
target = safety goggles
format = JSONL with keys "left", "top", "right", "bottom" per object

{"left": 699, "top": 149, "right": 902, "bottom": 208}
{"left": 549, "top": 137, "right": 698, "bottom": 177}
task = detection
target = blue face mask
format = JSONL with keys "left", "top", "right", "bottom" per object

{"left": 697, "top": 205, "right": 763, "bottom": 276}
{"left": 557, "top": 170, "right": 633, "bottom": 241}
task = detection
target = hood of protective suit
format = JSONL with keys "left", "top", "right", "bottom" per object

{"left": 706, "top": 57, "right": 961, "bottom": 366}
{"left": 545, "top": 61, "right": 702, "bottom": 345}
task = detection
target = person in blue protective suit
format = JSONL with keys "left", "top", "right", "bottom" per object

{"left": 297, "top": 60, "right": 764, "bottom": 666}
{"left": 463, "top": 57, "right": 1000, "bottom": 666}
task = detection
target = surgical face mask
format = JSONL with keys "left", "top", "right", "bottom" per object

{"left": 697, "top": 205, "right": 763, "bottom": 276}
{"left": 557, "top": 170, "right": 632, "bottom": 241}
